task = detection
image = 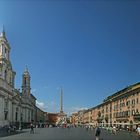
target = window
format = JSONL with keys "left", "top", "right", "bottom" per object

{"left": 15, "top": 107, "right": 18, "bottom": 121}
{"left": 28, "top": 110, "right": 30, "bottom": 122}
{"left": 125, "top": 111, "right": 128, "bottom": 116}
{"left": 122, "top": 111, "right": 125, "bottom": 117}
{"left": 119, "top": 112, "right": 121, "bottom": 117}
{"left": 4, "top": 111, "right": 8, "bottom": 120}
{"left": 102, "top": 109, "right": 104, "bottom": 113}
{"left": 0, "top": 44, "right": 4, "bottom": 53}
{"left": 106, "top": 106, "right": 108, "bottom": 112}
{"left": 15, "top": 112, "right": 18, "bottom": 121}
{"left": 126, "top": 100, "right": 130, "bottom": 106}
{"left": 5, "top": 48, "right": 7, "bottom": 53}
{"left": 113, "top": 113, "right": 116, "bottom": 117}
{"left": 110, "top": 106, "right": 112, "bottom": 112}
{"left": 114, "top": 105, "right": 116, "bottom": 110}
{"left": 136, "top": 109, "right": 139, "bottom": 114}
{"left": 5, "top": 70, "right": 7, "bottom": 80}
{"left": 132, "top": 110, "right": 135, "bottom": 115}
{"left": 128, "top": 110, "right": 130, "bottom": 116}
{"left": 4, "top": 48, "right": 8, "bottom": 58}
{"left": 4, "top": 97, "right": 8, "bottom": 120}
{"left": 136, "top": 98, "right": 139, "bottom": 104}
{"left": 132, "top": 99, "right": 135, "bottom": 105}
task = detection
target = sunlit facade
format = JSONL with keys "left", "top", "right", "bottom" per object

{"left": 71, "top": 82, "right": 140, "bottom": 129}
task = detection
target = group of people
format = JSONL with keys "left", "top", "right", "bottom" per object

{"left": 28, "top": 122, "right": 140, "bottom": 139}
{"left": 94, "top": 124, "right": 140, "bottom": 140}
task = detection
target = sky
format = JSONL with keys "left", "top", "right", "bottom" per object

{"left": 0, "top": 0, "right": 140, "bottom": 115}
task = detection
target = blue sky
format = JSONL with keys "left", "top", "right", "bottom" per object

{"left": 0, "top": 0, "right": 140, "bottom": 115}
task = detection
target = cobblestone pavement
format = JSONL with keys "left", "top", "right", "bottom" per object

{"left": 0, "top": 127, "right": 139, "bottom": 140}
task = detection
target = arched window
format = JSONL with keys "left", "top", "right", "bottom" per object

{"left": 15, "top": 112, "right": 18, "bottom": 122}
{"left": 5, "top": 70, "right": 7, "bottom": 80}
{"left": 15, "top": 107, "right": 18, "bottom": 122}
{"left": 4, "top": 97, "right": 8, "bottom": 120}
{"left": 24, "top": 77, "right": 26, "bottom": 85}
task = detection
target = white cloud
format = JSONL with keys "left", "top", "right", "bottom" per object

{"left": 31, "top": 89, "right": 37, "bottom": 93}
{"left": 65, "top": 107, "right": 88, "bottom": 116}
{"left": 36, "top": 100, "right": 58, "bottom": 113}
{"left": 36, "top": 100, "right": 47, "bottom": 111}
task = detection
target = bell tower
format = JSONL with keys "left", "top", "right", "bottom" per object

{"left": 22, "top": 66, "right": 31, "bottom": 97}
{"left": 0, "top": 27, "right": 16, "bottom": 87}
{"left": 0, "top": 26, "right": 10, "bottom": 60}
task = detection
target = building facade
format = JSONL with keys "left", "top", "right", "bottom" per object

{"left": 98, "top": 82, "right": 140, "bottom": 129}
{"left": 47, "top": 113, "right": 59, "bottom": 125}
{"left": 36, "top": 107, "right": 45, "bottom": 123}
{"left": 0, "top": 29, "right": 36, "bottom": 128}
{"left": 70, "top": 112, "right": 78, "bottom": 125}
{"left": 71, "top": 82, "right": 140, "bottom": 129}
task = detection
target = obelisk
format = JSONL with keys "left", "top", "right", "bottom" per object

{"left": 60, "top": 87, "right": 63, "bottom": 114}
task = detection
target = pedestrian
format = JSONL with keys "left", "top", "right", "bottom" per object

{"left": 30, "top": 123, "right": 34, "bottom": 134}
{"left": 128, "top": 125, "right": 133, "bottom": 136}
{"left": 136, "top": 124, "right": 140, "bottom": 138}
{"left": 86, "top": 125, "right": 88, "bottom": 131}
{"left": 95, "top": 127, "right": 101, "bottom": 140}
{"left": 112, "top": 126, "right": 116, "bottom": 135}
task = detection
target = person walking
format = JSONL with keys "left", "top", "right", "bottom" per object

{"left": 30, "top": 123, "right": 34, "bottom": 134}
{"left": 136, "top": 124, "right": 140, "bottom": 138}
{"left": 113, "top": 126, "right": 116, "bottom": 135}
{"left": 95, "top": 127, "right": 101, "bottom": 140}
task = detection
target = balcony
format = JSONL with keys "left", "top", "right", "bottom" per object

{"left": 133, "top": 113, "right": 140, "bottom": 121}
{"left": 96, "top": 116, "right": 104, "bottom": 123}
{"left": 115, "top": 115, "right": 129, "bottom": 118}
{"left": 115, "top": 115, "right": 129, "bottom": 121}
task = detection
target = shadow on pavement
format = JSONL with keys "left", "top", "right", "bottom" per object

{"left": 0, "top": 130, "right": 27, "bottom": 137}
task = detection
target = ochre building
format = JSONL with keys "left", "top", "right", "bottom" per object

{"left": 71, "top": 82, "right": 140, "bottom": 129}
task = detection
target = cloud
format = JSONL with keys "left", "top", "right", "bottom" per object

{"left": 31, "top": 89, "right": 37, "bottom": 93}
{"left": 36, "top": 100, "right": 47, "bottom": 111}
{"left": 65, "top": 107, "right": 88, "bottom": 116}
{"left": 36, "top": 100, "right": 58, "bottom": 113}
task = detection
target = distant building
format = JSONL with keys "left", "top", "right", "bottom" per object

{"left": 47, "top": 113, "right": 59, "bottom": 125}
{"left": 70, "top": 112, "right": 78, "bottom": 124}
{"left": 71, "top": 82, "right": 140, "bottom": 129}
{"left": 92, "top": 82, "right": 140, "bottom": 129}
{"left": 36, "top": 107, "right": 45, "bottom": 124}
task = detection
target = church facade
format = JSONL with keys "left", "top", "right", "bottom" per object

{"left": 0, "top": 29, "right": 36, "bottom": 128}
